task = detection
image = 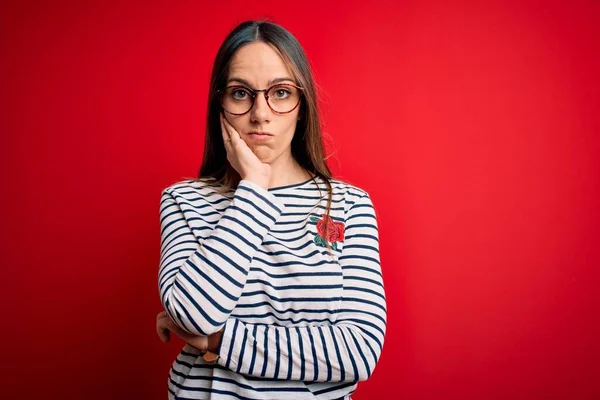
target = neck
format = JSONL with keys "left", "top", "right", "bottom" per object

{"left": 266, "top": 150, "right": 313, "bottom": 189}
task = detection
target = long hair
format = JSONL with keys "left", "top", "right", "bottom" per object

{"left": 198, "top": 20, "right": 336, "bottom": 253}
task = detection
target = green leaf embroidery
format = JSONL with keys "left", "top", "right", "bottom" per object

{"left": 311, "top": 213, "right": 344, "bottom": 252}
{"left": 314, "top": 235, "right": 326, "bottom": 247}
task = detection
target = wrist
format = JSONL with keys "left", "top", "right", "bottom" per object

{"left": 207, "top": 330, "right": 223, "bottom": 353}
{"left": 242, "top": 176, "right": 269, "bottom": 190}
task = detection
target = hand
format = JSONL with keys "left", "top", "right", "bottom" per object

{"left": 220, "top": 112, "right": 271, "bottom": 189}
{"left": 156, "top": 311, "right": 222, "bottom": 353}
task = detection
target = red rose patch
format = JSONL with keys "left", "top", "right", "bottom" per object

{"left": 310, "top": 214, "right": 345, "bottom": 251}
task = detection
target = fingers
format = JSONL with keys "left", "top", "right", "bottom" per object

{"left": 156, "top": 314, "right": 210, "bottom": 352}
{"left": 156, "top": 314, "right": 191, "bottom": 343}
{"left": 156, "top": 315, "right": 171, "bottom": 343}
{"left": 163, "top": 318, "right": 205, "bottom": 350}
{"left": 220, "top": 112, "right": 242, "bottom": 144}
{"left": 194, "top": 335, "right": 209, "bottom": 352}
{"left": 166, "top": 320, "right": 193, "bottom": 342}
{"left": 220, "top": 112, "right": 233, "bottom": 149}
{"left": 156, "top": 311, "right": 170, "bottom": 343}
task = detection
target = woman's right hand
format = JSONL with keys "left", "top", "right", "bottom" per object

{"left": 220, "top": 112, "right": 271, "bottom": 190}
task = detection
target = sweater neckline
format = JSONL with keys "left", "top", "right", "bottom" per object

{"left": 268, "top": 175, "right": 320, "bottom": 192}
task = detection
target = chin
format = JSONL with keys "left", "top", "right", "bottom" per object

{"left": 250, "top": 146, "right": 275, "bottom": 163}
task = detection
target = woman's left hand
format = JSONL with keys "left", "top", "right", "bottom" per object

{"left": 156, "top": 311, "right": 222, "bottom": 352}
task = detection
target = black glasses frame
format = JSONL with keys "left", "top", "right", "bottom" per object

{"left": 216, "top": 83, "right": 304, "bottom": 116}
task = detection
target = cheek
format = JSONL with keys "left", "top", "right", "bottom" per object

{"left": 280, "top": 115, "right": 300, "bottom": 139}
{"left": 229, "top": 114, "right": 299, "bottom": 148}
{"left": 229, "top": 117, "right": 247, "bottom": 136}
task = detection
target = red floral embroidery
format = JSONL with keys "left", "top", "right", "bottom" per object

{"left": 316, "top": 215, "right": 345, "bottom": 243}
{"left": 311, "top": 214, "right": 345, "bottom": 251}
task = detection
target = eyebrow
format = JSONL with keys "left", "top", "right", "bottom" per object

{"left": 226, "top": 77, "right": 295, "bottom": 88}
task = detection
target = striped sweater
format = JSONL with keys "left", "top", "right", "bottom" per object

{"left": 158, "top": 176, "right": 387, "bottom": 399}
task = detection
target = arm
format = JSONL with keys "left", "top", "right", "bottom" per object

{"left": 158, "top": 179, "right": 285, "bottom": 336}
{"left": 215, "top": 194, "right": 387, "bottom": 382}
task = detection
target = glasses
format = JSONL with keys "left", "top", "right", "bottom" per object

{"left": 217, "top": 83, "right": 304, "bottom": 115}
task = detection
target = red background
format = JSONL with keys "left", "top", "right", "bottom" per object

{"left": 1, "top": 1, "right": 599, "bottom": 399}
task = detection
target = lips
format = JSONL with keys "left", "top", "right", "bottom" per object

{"left": 246, "top": 131, "right": 273, "bottom": 141}
{"left": 248, "top": 132, "right": 272, "bottom": 136}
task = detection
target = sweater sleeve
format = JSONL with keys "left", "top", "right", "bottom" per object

{"left": 158, "top": 179, "right": 285, "bottom": 336}
{"left": 215, "top": 194, "right": 387, "bottom": 382}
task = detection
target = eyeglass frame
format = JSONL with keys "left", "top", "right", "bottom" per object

{"left": 216, "top": 83, "right": 305, "bottom": 116}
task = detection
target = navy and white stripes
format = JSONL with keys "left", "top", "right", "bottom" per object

{"left": 160, "top": 180, "right": 284, "bottom": 336}
{"left": 159, "top": 177, "right": 386, "bottom": 399}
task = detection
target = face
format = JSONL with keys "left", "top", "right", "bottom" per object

{"left": 224, "top": 41, "right": 301, "bottom": 163}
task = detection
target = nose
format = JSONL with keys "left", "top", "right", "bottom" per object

{"left": 250, "top": 92, "right": 271, "bottom": 123}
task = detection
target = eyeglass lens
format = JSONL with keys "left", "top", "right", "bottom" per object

{"left": 221, "top": 85, "right": 301, "bottom": 114}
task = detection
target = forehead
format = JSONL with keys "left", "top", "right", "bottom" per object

{"left": 228, "top": 42, "right": 294, "bottom": 85}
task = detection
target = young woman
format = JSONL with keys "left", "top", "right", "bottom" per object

{"left": 156, "top": 20, "right": 386, "bottom": 399}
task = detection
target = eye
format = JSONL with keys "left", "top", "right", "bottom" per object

{"left": 272, "top": 88, "right": 291, "bottom": 99}
{"left": 231, "top": 88, "right": 251, "bottom": 100}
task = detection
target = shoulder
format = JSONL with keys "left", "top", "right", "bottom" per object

{"left": 327, "top": 177, "right": 372, "bottom": 207}
{"left": 323, "top": 178, "right": 378, "bottom": 226}
{"left": 325, "top": 181, "right": 378, "bottom": 236}
{"left": 161, "top": 177, "right": 230, "bottom": 202}
{"left": 329, "top": 178, "right": 369, "bottom": 197}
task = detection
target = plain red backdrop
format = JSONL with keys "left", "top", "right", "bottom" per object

{"left": 1, "top": 0, "right": 599, "bottom": 399}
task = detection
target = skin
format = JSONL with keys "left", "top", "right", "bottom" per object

{"left": 157, "top": 41, "right": 314, "bottom": 352}
{"left": 222, "top": 41, "right": 313, "bottom": 189}
{"left": 156, "top": 310, "right": 221, "bottom": 352}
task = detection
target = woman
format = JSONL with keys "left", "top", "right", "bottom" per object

{"left": 156, "top": 20, "right": 386, "bottom": 399}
